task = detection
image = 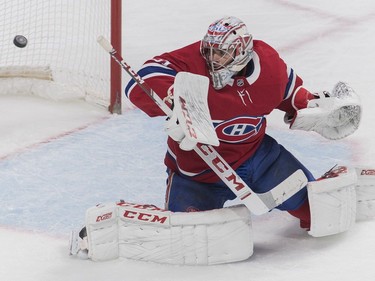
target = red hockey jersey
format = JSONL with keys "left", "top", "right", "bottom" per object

{"left": 125, "top": 40, "right": 305, "bottom": 182}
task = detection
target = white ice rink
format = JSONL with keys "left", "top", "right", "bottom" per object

{"left": 1, "top": 1, "right": 375, "bottom": 280}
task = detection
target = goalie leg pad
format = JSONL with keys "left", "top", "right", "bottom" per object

{"left": 85, "top": 202, "right": 120, "bottom": 260}
{"left": 355, "top": 167, "right": 375, "bottom": 220}
{"left": 85, "top": 202, "right": 253, "bottom": 265}
{"left": 307, "top": 166, "right": 357, "bottom": 237}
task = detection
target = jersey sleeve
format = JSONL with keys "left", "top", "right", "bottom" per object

{"left": 251, "top": 40, "right": 314, "bottom": 116}
{"left": 276, "top": 67, "right": 316, "bottom": 117}
{"left": 124, "top": 42, "right": 200, "bottom": 117}
{"left": 124, "top": 58, "right": 177, "bottom": 117}
{"left": 256, "top": 39, "right": 318, "bottom": 123}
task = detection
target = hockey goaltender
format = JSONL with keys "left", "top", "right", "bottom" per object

{"left": 69, "top": 16, "right": 375, "bottom": 265}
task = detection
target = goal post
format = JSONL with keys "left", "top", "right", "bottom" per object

{"left": 110, "top": 0, "right": 122, "bottom": 114}
{"left": 0, "top": 0, "right": 122, "bottom": 114}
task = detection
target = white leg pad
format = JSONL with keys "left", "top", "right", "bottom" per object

{"left": 355, "top": 167, "right": 375, "bottom": 220}
{"left": 85, "top": 203, "right": 120, "bottom": 260}
{"left": 308, "top": 166, "right": 357, "bottom": 237}
{"left": 85, "top": 202, "right": 253, "bottom": 265}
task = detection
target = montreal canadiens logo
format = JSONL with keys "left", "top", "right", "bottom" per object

{"left": 215, "top": 116, "right": 264, "bottom": 143}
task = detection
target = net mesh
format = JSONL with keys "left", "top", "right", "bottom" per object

{"left": 0, "top": 0, "right": 112, "bottom": 105}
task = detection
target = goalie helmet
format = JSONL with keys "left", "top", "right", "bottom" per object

{"left": 200, "top": 16, "right": 253, "bottom": 90}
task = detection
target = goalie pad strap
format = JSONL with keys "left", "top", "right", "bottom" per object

{"left": 85, "top": 202, "right": 253, "bottom": 265}
{"left": 307, "top": 166, "right": 357, "bottom": 237}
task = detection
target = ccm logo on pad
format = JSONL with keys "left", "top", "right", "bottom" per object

{"left": 361, "top": 169, "right": 375, "bottom": 176}
{"left": 122, "top": 210, "right": 169, "bottom": 224}
{"left": 96, "top": 212, "right": 113, "bottom": 222}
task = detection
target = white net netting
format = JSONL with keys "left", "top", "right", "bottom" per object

{"left": 0, "top": 0, "right": 113, "bottom": 105}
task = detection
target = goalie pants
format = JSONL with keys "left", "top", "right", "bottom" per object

{"left": 165, "top": 134, "right": 315, "bottom": 227}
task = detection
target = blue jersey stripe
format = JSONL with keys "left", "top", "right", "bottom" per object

{"left": 125, "top": 65, "right": 177, "bottom": 98}
{"left": 284, "top": 68, "right": 294, "bottom": 99}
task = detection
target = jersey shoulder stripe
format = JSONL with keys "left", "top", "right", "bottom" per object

{"left": 284, "top": 67, "right": 296, "bottom": 100}
{"left": 125, "top": 62, "right": 177, "bottom": 98}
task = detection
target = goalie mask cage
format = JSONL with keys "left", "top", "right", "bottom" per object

{"left": 0, "top": 0, "right": 122, "bottom": 114}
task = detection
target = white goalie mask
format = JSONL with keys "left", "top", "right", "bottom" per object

{"left": 200, "top": 16, "right": 254, "bottom": 90}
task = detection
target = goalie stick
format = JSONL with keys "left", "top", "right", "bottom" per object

{"left": 97, "top": 36, "right": 308, "bottom": 215}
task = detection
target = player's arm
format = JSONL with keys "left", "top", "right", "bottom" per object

{"left": 276, "top": 68, "right": 316, "bottom": 121}
{"left": 124, "top": 56, "right": 179, "bottom": 117}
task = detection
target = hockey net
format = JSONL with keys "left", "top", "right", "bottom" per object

{"left": 0, "top": 0, "right": 122, "bottom": 113}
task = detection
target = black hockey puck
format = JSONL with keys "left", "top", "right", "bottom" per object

{"left": 13, "top": 35, "right": 28, "bottom": 48}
